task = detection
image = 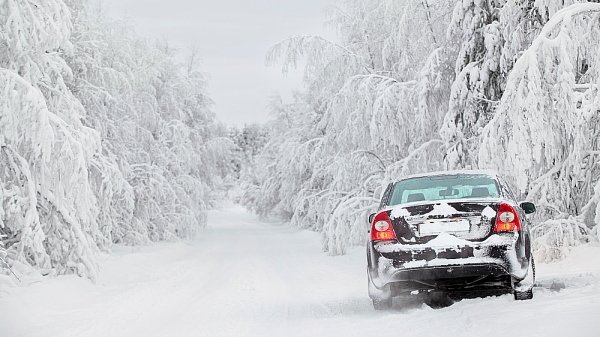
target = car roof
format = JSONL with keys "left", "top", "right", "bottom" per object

{"left": 392, "top": 169, "right": 500, "bottom": 183}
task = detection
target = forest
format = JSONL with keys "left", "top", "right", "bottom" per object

{"left": 1, "top": 0, "right": 600, "bottom": 282}
{"left": 241, "top": 0, "right": 600, "bottom": 262}
{"left": 0, "top": 0, "right": 235, "bottom": 279}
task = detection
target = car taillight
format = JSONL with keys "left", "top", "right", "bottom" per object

{"left": 493, "top": 203, "right": 522, "bottom": 233}
{"left": 371, "top": 211, "right": 396, "bottom": 241}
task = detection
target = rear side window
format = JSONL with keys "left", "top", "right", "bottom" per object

{"left": 389, "top": 174, "right": 500, "bottom": 206}
{"left": 379, "top": 183, "right": 394, "bottom": 209}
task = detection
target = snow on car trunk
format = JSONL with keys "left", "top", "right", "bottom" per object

{"left": 389, "top": 200, "right": 500, "bottom": 243}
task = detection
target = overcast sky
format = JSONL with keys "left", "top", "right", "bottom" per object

{"left": 101, "top": 0, "right": 336, "bottom": 126}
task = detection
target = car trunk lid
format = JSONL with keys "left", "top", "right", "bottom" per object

{"left": 388, "top": 200, "right": 500, "bottom": 243}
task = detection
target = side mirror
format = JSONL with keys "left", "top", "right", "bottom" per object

{"left": 520, "top": 202, "right": 536, "bottom": 214}
{"left": 368, "top": 213, "right": 376, "bottom": 224}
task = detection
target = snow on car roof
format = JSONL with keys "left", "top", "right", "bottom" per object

{"left": 393, "top": 169, "right": 499, "bottom": 183}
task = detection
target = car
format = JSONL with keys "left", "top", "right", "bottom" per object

{"left": 367, "top": 170, "right": 536, "bottom": 310}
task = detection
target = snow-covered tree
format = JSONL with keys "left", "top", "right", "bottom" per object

{"left": 247, "top": 0, "right": 456, "bottom": 254}
{"left": 229, "top": 124, "right": 269, "bottom": 181}
{"left": 66, "top": 4, "right": 234, "bottom": 242}
{"left": 479, "top": 3, "right": 600, "bottom": 261}
{"left": 1, "top": 0, "right": 104, "bottom": 278}
{"left": 1, "top": 0, "right": 228, "bottom": 278}
{"left": 441, "top": 0, "right": 507, "bottom": 169}
{"left": 247, "top": 0, "right": 600, "bottom": 261}
{"left": 441, "top": 0, "right": 591, "bottom": 169}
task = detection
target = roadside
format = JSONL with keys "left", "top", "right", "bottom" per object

{"left": 0, "top": 205, "right": 598, "bottom": 337}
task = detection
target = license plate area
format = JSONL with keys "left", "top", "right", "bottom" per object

{"left": 419, "top": 219, "right": 470, "bottom": 235}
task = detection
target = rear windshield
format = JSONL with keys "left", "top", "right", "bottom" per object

{"left": 389, "top": 174, "right": 500, "bottom": 206}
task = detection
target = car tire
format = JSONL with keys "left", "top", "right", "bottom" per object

{"left": 425, "top": 291, "right": 454, "bottom": 308}
{"left": 514, "top": 288, "right": 533, "bottom": 300}
{"left": 514, "top": 258, "right": 535, "bottom": 301}
{"left": 372, "top": 297, "right": 392, "bottom": 310}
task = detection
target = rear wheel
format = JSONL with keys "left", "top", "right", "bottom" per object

{"left": 372, "top": 297, "right": 392, "bottom": 310}
{"left": 514, "top": 288, "right": 533, "bottom": 300}
{"left": 425, "top": 291, "right": 454, "bottom": 309}
{"left": 514, "top": 258, "right": 535, "bottom": 301}
{"left": 368, "top": 273, "right": 392, "bottom": 310}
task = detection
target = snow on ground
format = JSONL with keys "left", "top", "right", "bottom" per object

{"left": 0, "top": 205, "right": 599, "bottom": 337}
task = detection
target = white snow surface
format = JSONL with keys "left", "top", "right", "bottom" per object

{"left": 427, "top": 202, "right": 461, "bottom": 216}
{"left": 420, "top": 232, "right": 470, "bottom": 247}
{"left": 481, "top": 205, "right": 497, "bottom": 218}
{"left": 390, "top": 201, "right": 466, "bottom": 220}
{"left": 390, "top": 206, "right": 411, "bottom": 219}
{"left": 0, "top": 205, "right": 599, "bottom": 337}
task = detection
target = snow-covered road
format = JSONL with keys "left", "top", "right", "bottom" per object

{"left": 1, "top": 205, "right": 599, "bottom": 337}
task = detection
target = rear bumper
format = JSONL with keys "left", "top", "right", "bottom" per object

{"left": 368, "top": 234, "right": 527, "bottom": 296}
{"left": 386, "top": 263, "right": 509, "bottom": 283}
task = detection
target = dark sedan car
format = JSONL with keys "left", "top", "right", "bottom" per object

{"left": 367, "top": 171, "right": 536, "bottom": 310}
